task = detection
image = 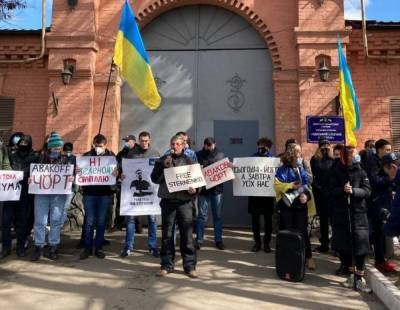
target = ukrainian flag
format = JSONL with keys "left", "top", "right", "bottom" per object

{"left": 338, "top": 39, "right": 360, "bottom": 147}
{"left": 113, "top": 1, "right": 161, "bottom": 110}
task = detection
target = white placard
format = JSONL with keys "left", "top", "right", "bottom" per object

{"left": 76, "top": 156, "right": 117, "bottom": 186}
{"left": 0, "top": 170, "right": 24, "bottom": 201}
{"left": 233, "top": 157, "right": 281, "bottom": 197}
{"left": 164, "top": 164, "right": 206, "bottom": 193}
{"left": 202, "top": 158, "right": 235, "bottom": 189}
{"left": 120, "top": 158, "right": 161, "bottom": 216}
{"left": 29, "top": 164, "right": 74, "bottom": 195}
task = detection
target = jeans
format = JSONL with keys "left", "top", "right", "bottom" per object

{"left": 2, "top": 196, "right": 31, "bottom": 249}
{"left": 83, "top": 195, "right": 112, "bottom": 250}
{"left": 61, "top": 192, "right": 74, "bottom": 228}
{"left": 34, "top": 194, "right": 66, "bottom": 247}
{"left": 196, "top": 194, "right": 223, "bottom": 244}
{"left": 124, "top": 215, "right": 157, "bottom": 250}
{"left": 160, "top": 200, "right": 196, "bottom": 272}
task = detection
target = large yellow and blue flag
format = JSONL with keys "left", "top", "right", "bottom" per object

{"left": 338, "top": 39, "right": 361, "bottom": 147}
{"left": 113, "top": 1, "right": 161, "bottom": 110}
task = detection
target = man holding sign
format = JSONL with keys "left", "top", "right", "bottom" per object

{"left": 195, "top": 137, "right": 233, "bottom": 250}
{"left": 151, "top": 135, "right": 198, "bottom": 278}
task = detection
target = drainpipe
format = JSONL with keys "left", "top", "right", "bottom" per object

{"left": 360, "top": 0, "right": 400, "bottom": 59}
{"left": 0, "top": 0, "right": 46, "bottom": 63}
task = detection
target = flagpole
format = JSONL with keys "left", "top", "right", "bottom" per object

{"left": 98, "top": 60, "right": 114, "bottom": 134}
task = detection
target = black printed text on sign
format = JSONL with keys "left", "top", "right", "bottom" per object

{"left": 29, "top": 164, "right": 74, "bottom": 195}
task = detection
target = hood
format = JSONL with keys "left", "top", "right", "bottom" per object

{"left": 17, "top": 135, "right": 33, "bottom": 151}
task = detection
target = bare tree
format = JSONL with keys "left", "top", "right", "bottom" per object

{"left": 0, "top": 0, "right": 26, "bottom": 21}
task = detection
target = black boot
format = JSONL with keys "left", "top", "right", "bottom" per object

{"left": 80, "top": 248, "right": 92, "bottom": 260}
{"left": 16, "top": 247, "right": 26, "bottom": 258}
{"left": 264, "top": 243, "right": 272, "bottom": 253}
{"left": 48, "top": 246, "right": 59, "bottom": 260}
{"left": 251, "top": 243, "right": 262, "bottom": 252}
{"left": 31, "top": 246, "right": 43, "bottom": 261}
{"left": 95, "top": 249, "right": 106, "bottom": 259}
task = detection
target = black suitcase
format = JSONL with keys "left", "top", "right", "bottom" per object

{"left": 275, "top": 230, "right": 305, "bottom": 282}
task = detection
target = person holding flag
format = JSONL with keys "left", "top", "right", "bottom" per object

{"left": 113, "top": 0, "right": 161, "bottom": 110}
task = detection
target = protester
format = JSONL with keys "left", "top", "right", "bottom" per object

{"left": 60, "top": 142, "right": 77, "bottom": 228}
{"left": 1, "top": 135, "right": 37, "bottom": 258}
{"left": 115, "top": 135, "right": 138, "bottom": 231}
{"left": 359, "top": 139, "right": 375, "bottom": 168}
{"left": 173, "top": 131, "right": 197, "bottom": 163}
{"left": 79, "top": 134, "right": 118, "bottom": 260}
{"left": 282, "top": 138, "right": 313, "bottom": 182}
{"left": 31, "top": 132, "right": 72, "bottom": 261}
{"left": 195, "top": 137, "right": 226, "bottom": 250}
{"left": 7, "top": 132, "right": 24, "bottom": 155}
{"left": 274, "top": 143, "right": 316, "bottom": 270}
{"left": 329, "top": 146, "right": 372, "bottom": 293}
{"left": 333, "top": 144, "right": 344, "bottom": 159}
{"left": 120, "top": 131, "right": 160, "bottom": 258}
{"left": 310, "top": 138, "right": 334, "bottom": 253}
{"left": 248, "top": 137, "right": 275, "bottom": 253}
{"left": 364, "top": 139, "right": 396, "bottom": 273}
{"left": 151, "top": 135, "right": 197, "bottom": 278}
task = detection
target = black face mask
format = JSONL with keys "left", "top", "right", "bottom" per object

{"left": 18, "top": 145, "right": 30, "bottom": 153}
{"left": 258, "top": 147, "right": 267, "bottom": 154}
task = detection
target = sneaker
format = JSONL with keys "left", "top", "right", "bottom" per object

{"left": 185, "top": 270, "right": 198, "bottom": 279}
{"left": 314, "top": 245, "right": 329, "bottom": 253}
{"left": 80, "top": 248, "right": 91, "bottom": 260}
{"left": 342, "top": 274, "right": 355, "bottom": 288}
{"left": 16, "top": 247, "right": 26, "bottom": 258}
{"left": 95, "top": 249, "right": 106, "bottom": 259}
{"left": 306, "top": 258, "right": 316, "bottom": 270}
{"left": 251, "top": 243, "right": 261, "bottom": 252}
{"left": 156, "top": 268, "right": 170, "bottom": 277}
{"left": 335, "top": 264, "right": 351, "bottom": 276}
{"left": 1, "top": 247, "right": 11, "bottom": 259}
{"left": 356, "top": 278, "right": 372, "bottom": 293}
{"left": 48, "top": 246, "right": 59, "bottom": 260}
{"left": 120, "top": 248, "right": 131, "bottom": 258}
{"left": 216, "top": 242, "right": 225, "bottom": 250}
{"left": 149, "top": 248, "right": 160, "bottom": 258}
{"left": 31, "top": 246, "right": 43, "bottom": 261}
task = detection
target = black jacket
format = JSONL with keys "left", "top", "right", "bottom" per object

{"left": 151, "top": 152, "right": 196, "bottom": 202}
{"left": 9, "top": 146, "right": 39, "bottom": 193}
{"left": 364, "top": 153, "right": 394, "bottom": 216}
{"left": 310, "top": 155, "right": 334, "bottom": 195}
{"left": 196, "top": 148, "right": 225, "bottom": 195}
{"left": 81, "top": 149, "right": 116, "bottom": 196}
{"left": 329, "top": 161, "right": 371, "bottom": 256}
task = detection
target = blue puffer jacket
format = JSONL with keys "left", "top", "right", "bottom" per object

{"left": 384, "top": 169, "right": 400, "bottom": 236}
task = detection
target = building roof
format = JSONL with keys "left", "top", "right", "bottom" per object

{"left": 346, "top": 20, "right": 400, "bottom": 30}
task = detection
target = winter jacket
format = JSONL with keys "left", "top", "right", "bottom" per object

{"left": 384, "top": 169, "right": 400, "bottom": 237}
{"left": 365, "top": 154, "right": 394, "bottom": 216}
{"left": 151, "top": 152, "right": 197, "bottom": 202}
{"left": 81, "top": 149, "right": 116, "bottom": 196}
{"left": 196, "top": 148, "right": 225, "bottom": 195}
{"left": 329, "top": 161, "right": 371, "bottom": 255}
{"left": 310, "top": 155, "right": 334, "bottom": 195}
{"left": 128, "top": 146, "right": 160, "bottom": 159}
{"left": 9, "top": 144, "right": 39, "bottom": 193}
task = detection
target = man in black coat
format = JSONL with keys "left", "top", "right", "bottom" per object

{"left": 195, "top": 137, "right": 226, "bottom": 250}
{"left": 364, "top": 139, "right": 396, "bottom": 273}
{"left": 151, "top": 135, "right": 197, "bottom": 278}
{"left": 329, "top": 146, "right": 372, "bottom": 293}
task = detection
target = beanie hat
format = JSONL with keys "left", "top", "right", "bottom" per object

{"left": 47, "top": 132, "right": 64, "bottom": 149}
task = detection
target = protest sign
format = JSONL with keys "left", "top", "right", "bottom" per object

{"left": 0, "top": 170, "right": 23, "bottom": 201}
{"left": 202, "top": 158, "right": 235, "bottom": 189}
{"left": 120, "top": 158, "right": 161, "bottom": 216}
{"left": 29, "top": 164, "right": 74, "bottom": 195}
{"left": 233, "top": 157, "right": 281, "bottom": 197}
{"left": 76, "top": 156, "right": 117, "bottom": 186}
{"left": 164, "top": 164, "right": 206, "bottom": 193}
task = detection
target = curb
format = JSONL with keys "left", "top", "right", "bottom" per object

{"left": 365, "top": 265, "right": 400, "bottom": 310}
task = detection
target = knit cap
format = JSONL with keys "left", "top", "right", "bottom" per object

{"left": 47, "top": 131, "right": 64, "bottom": 149}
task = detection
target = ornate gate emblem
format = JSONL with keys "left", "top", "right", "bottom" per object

{"left": 226, "top": 73, "right": 246, "bottom": 113}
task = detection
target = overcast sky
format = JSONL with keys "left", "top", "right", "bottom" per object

{"left": 0, "top": 0, "right": 398, "bottom": 30}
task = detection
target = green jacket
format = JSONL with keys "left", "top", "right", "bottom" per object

{"left": 0, "top": 143, "right": 11, "bottom": 170}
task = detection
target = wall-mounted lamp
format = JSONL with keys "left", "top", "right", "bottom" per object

{"left": 68, "top": 0, "right": 78, "bottom": 10}
{"left": 318, "top": 58, "right": 330, "bottom": 82}
{"left": 61, "top": 59, "right": 75, "bottom": 85}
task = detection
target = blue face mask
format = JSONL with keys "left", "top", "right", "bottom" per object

{"left": 12, "top": 136, "right": 21, "bottom": 146}
{"left": 296, "top": 158, "right": 303, "bottom": 166}
{"left": 352, "top": 154, "right": 361, "bottom": 164}
{"left": 49, "top": 150, "right": 61, "bottom": 159}
{"left": 123, "top": 142, "right": 130, "bottom": 149}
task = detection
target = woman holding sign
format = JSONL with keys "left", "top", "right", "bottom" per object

{"left": 274, "top": 144, "right": 316, "bottom": 270}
